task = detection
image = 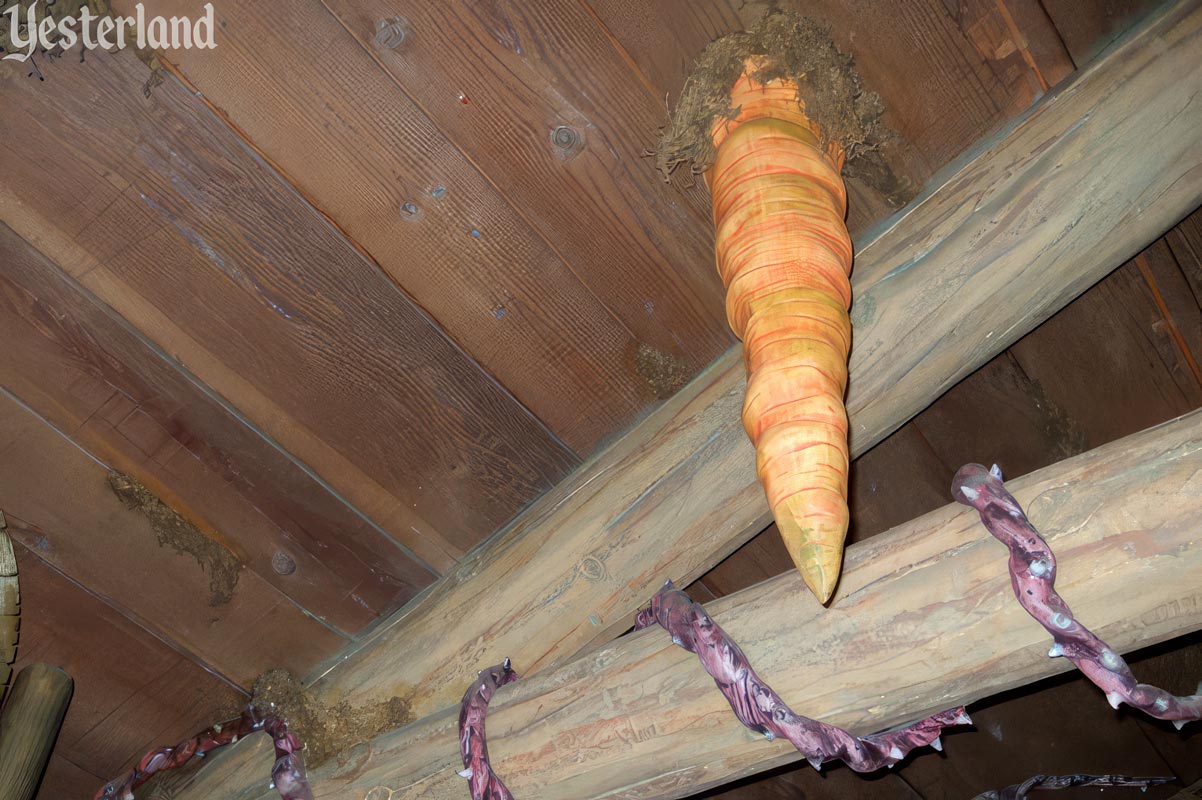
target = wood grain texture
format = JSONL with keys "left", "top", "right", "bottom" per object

{"left": 6, "top": 547, "right": 245, "bottom": 798}
{"left": 125, "top": 0, "right": 657, "bottom": 453}
{"left": 0, "top": 223, "right": 435, "bottom": 632}
{"left": 0, "top": 663, "right": 73, "bottom": 800}
{"left": 172, "top": 404, "right": 1202, "bottom": 800}
{"left": 0, "top": 392, "right": 345, "bottom": 686}
{"left": 0, "top": 40, "right": 576, "bottom": 572}
{"left": 319, "top": 0, "right": 732, "bottom": 368}
{"left": 304, "top": 0, "right": 1202, "bottom": 721}
{"left": 1042, "top": 0, "right": 1165, "bottom": 65}
{"left": 0, "top": 525, "right": 15, "bottom": 700}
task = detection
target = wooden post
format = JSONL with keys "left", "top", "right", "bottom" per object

{"left": 169, "top": 405, "right": 1202, "bottom": 800}
{"left": 0, "top": 663, "right": 73, "bottom": 800}
{"left": 0, "top": 519, "right": 17, "bottom": 702}
{"left": 306, "top": 0, "right": 1202, "bottom": 723}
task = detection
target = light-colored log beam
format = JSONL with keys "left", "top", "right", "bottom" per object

{"left": 307, "top": 0, "right": 1202, "bottom": 723}
{"left": 0, "top": 663, "right": 73, "bottom": 800}
{"left": 172, "top": 399, "right": 1202, "bottom": 800}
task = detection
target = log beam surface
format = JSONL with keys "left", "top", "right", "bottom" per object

{"left": 171, "top": 402, "right": 1202, "bottom": 800}
{"left": 0, "top": 663, "right": 73, "bottom": 800}
{"left": 308, "top": 0, "right": 1202, "bottom": 723}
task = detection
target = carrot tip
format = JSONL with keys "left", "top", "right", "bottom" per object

{"left": 774, "top": 497, "right": 847, "bottom": 605}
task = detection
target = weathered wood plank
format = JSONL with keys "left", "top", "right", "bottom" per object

{"left": 319, "top": 0, "right": 731, "bottom": 364}
{"left": 0, "top": 223, "right": 435, "bottom": 631}
{"left": 305, "top": 0, "right": 1202, "bottom": 720}
{"left": 0, "top": 392, "right": 345, "bottom": 686}
{"left": 174, "top": 402, "right": 1202, "bottom": 799}
{"left": 126, "top": 0, "right": 657, "bottom": 452}
{"left": 6, "top": 547, "right": 244, "bottom": 792}
{"left": 1042, "top": 0, "right": 1164, "bottom": 65}
{"left": 0, "top": 40, "right": 577, "bottom": 572}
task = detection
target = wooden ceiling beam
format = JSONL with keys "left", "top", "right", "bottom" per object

{"left": 172, "top": 391, "right": 1202, "bottom": 799}
{"left": 304, "top": 0, "right": 1202, "bottom": 721}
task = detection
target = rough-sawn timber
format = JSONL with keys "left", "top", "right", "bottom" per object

{"left": 173, "top": 402, "right": 1202, "bottom": 799}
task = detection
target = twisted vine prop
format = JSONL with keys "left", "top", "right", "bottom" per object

{"left": 635, "top": 581, "right": 970, "bottom": 770}
{"left": 458, "top": 658, "right": 518, "bottom": 800}
{"left": 973, "top": 773, "right": 1175, "bottom": 799}
{"left": 93, "top": 706, "right": 312, "bottom": 800}
{"left": 953, "top": 463, "right": 1202, "bottom": 728}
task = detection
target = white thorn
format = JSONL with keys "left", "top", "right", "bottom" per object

{"left": 807, "top": 755, "right": 823, "bottom": 771}
{"left": 960, "top": 485, "right": 980, "bottom": 501}
{"left": 1106, "top": 691, "right": 1124, "bottom": 710}
{"left": 889, "top": 745, "right": 904, "bottom": 761}
{"left": 459, "top": 767, "right": 474, "bottom": 779}
{"left": 931, "top": 737, "right": 943, "bottom": 752}
{"left": 1048, "top": 643, "right": 1065, "bottom": 658}
{"left": 1100, "top": 649, "right": 1123, "bottom": 670}
{"left": 763, "top": 730, "right": 775, "bottom": 741}
{"left": 955, "top": 710, "right": 973, "bottom": 725}
{"left": 990, "top": 464, "right": 1003, "bottom": 479}
{"left": 1173, "top": 719, "right": 1187, "bottom": 731}
{"left": 672, "top": 635, "right": 684, "bottom": 648}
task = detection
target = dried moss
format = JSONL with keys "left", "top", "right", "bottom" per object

{"left": 654, "top": 11, "right": 885, "bottom": 180}
{"left": 251, "top": 669, "right": 412, "bottom": 770}
{"left": 634, "top": 343, "right": 693, "bottom": 399}
{"left": 107, "top": 471, "right": 240, "bottom": 606}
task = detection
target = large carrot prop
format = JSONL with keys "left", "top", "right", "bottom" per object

{"left": 658, "top": 14, "right": 882, "bottom": 602}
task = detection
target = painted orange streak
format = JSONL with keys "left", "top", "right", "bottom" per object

{"left": 706, "top": 66, "right": 852, "bottom": 603}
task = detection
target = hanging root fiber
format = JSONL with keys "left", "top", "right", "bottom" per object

{"left": 93, "top": 706, "right": 312, "bottom": 800}
{"left": 459, "top": 658, "right": 518, "bottom": 800}
{"left": 973, "top": 773, "right": 1176, "bottom": 799}
{"left": 635, "top": 581, "right": 970, "bottom": 771}
{"left": 953, "top": 463, "right": 1202, "bottom": 728}
{"left": 655, "top": 13, "right": 887, "bottom": 603}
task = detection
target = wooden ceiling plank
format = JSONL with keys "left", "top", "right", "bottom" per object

{"left": 0, "top": 392, "right": 346, "bottom": 686}
{"left": 579, "top": 0, "right": 743, "bottom": 102}
{"left": 0, "top": 223, "right": 436, "bottom": 630}
{"left": 297, "top": 0, "right": 1202, "bottom": 723}
{"left": 1009, "top": 256, "right": 1202, "bottom": 446}
{"left": 1042, "top": 0, "right": 1165, "bottom": 66}
{"left": 318, "top": 0, "right": 733, "bottom": 363}
{"left": 175, "top": 403, "right": 1202, "bottom": 799}
{"left": 123, "top": 0, "right": 659, "bottom": 454}
{"left": 6, "top": 547, "right": 246, "bottom": 789}
{"left": 0, "top": 44, "right": 578, "bottom": 568}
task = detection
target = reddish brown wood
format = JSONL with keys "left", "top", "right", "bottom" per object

{"left": 126, "top": 0, "right": 658, "bottom": 453}
{"left": 0, "top": 223, "right": 435, "bottom": 630}
{"left": 7, "top": 548, "right": 246, "bottom": 789}
{"left": 319, "top": 0, "right": 733, "bottom": 370}
{"left": 1042, "top": 0, "right": 1165, "bottom": 65}
{"left": 0, "top": 393, "right": 345, "bottom": 686}
{"left": 0, "top": 43, "right": 576, "bottom": 571}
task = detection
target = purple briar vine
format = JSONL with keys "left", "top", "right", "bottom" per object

{"left": 952, "top": 463, "right": 1201, "bottom": 728}
{"left": 93, "top": 706, "right": 312, "bottom": 800}
{"left": 634, "top": 581, "right": 971, "bottom": 771}
{"left": 458, "top": 658, "right": 518, "bottom": 800}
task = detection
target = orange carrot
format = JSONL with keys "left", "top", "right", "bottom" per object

{"left": 707, "top": 64, "right": 852, "bottom": 603}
